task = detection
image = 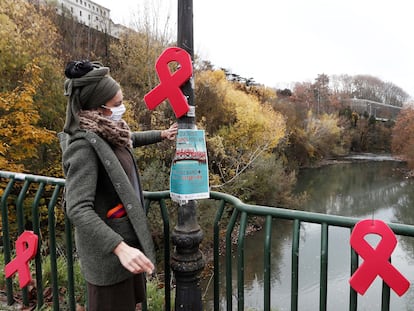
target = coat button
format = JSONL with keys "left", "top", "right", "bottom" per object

{"left": 105, "top": 160, "right": 111, "bottom": 166}
{"left": 90, "top": 138, "right": 96, "bottom": 144}
{"left": 126, "top": 204, "right": 132, "bottom": 210}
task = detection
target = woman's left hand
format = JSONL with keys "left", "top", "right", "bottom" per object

{"left": 161, "top": 123, "right": 178, "bottom": 141}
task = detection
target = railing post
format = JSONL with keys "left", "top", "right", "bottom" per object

{"left": 1, "top": 178, "right": 16, "bottom": 306}
{"left": 171, "top": 1, "right": 205, "bottom": 310}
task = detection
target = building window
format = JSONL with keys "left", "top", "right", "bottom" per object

{"left": 79, "top": 11, "right": 82, "bottom": 16}
{"left": 71, "top": 7, "right": 73, "bottom": 13}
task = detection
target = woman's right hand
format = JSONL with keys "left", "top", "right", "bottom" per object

{"left": 113, "top": 241, "right": 154, "bottom": 274}
{"left": 161, "top": 122, "right": 178, "bottom": 140}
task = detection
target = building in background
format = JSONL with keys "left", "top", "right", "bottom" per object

{"left": 54, "top": 0, "right": 127, "bottom": 38}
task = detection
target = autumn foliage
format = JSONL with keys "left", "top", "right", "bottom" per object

{"left": 392, "top": 108, "right": 414, "bottom": 168}
{"left": 195, "top": 70, "right": 286, "bottom": 186}
{"left": 0, "top": 0, "right": 65, "bottom": 173}
{"left": 0, "top": 0, "right": 410, "bottom": 205}
{"left": 0, "top": 63, "right": 55, "bottom": 171}
{"left": 1, "top": 2, "right": 413, "bottom": 309}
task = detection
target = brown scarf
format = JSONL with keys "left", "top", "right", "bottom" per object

{"left": 78, "top": 110, "right": 132, "bottom": 148}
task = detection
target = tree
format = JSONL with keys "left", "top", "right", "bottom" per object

{"left": 313, "top": 73, "right": 330, "bottom": 113}
{"left": 291, "top": 81, "right": 317, "bottom": 118}
{"left": 0, "top": 62, "right": 55, "bottom": 171}
{"left": 304, "top": 111, "right": 345, "bottom": 160}
{"left": 391, "top": 108, "right": 414, "bottom": 168}
{"left": 331, "top": 74, "right": 409, "bottom": 107}
{"left": 195, "top": 70, "right": 238, "bottom": 134}
{"left": 1, "top": 0, "right": 60, "bottom": 88}
{"left": 195, "top": 70, "right": 286, "bottom": 188}
{"left": 0, "top": 0, "right": 68, "bottom": 173}
{"left": 109, "top": 29, "right": 165, "bottom": 98}
{"left": 229, "top": 154, "right": 306, "bottom": 208}
{"left": 108, "top": 0, "right": 175, "bottom": 135}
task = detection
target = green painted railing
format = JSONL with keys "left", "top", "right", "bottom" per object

{"left": 2, "top": 171, "right": 414, "bottom": 310}
{"left": 0, "top": 171, "right": 70, "bottom": 310}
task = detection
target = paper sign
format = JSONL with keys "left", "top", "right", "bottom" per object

{"left": 170, "top": 129, "right": 209, "bottom": 204}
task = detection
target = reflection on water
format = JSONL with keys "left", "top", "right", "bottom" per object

{"left": 202, "top": 160, "right": 414, "bottom": 310}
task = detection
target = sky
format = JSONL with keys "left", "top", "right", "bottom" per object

{"left": 97, "top": 0, "right": 414, "bottom": 99}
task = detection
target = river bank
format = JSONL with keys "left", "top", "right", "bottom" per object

{"left": 305, "top": 153, "right": 414, "bottom": 179}
{"left": 308, "top": 152, "right": 404, "bottom": 167}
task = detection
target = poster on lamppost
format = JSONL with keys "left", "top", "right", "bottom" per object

{"left": 170, "top": 129, "right": 209, "bottom": 204}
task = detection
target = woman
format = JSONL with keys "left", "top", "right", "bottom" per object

{"left": 59, "top": 60, "right": 177, "bottom": 310}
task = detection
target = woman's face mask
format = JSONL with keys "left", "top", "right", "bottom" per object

{"left": 101, "top": 89, "right": 125, "bottom": 121}
{"left": 103, "top": 104, "right": 126, "bottom": 121}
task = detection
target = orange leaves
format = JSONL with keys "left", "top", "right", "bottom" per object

{"left": 0, "top": 0, "right": 64, "bottom": 173}
{"left": 0, "top": 62, "right": 55, "bottom": 171}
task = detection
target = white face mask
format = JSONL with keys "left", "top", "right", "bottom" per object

{"left": 103, "top": 104, "right": 126, "bottom": 121}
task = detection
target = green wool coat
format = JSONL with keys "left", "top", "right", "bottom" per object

{"left": 59, "top": 130, "right": 162, "bottom": 286}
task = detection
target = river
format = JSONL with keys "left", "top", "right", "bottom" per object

{"left": 203, "top": 155, "right": 414, "bottom": 310}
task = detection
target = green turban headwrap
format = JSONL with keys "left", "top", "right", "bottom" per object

{"left": 63, "top": 61, "right": 121, "bottom": 134}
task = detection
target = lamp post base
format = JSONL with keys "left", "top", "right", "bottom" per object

{"left": 171, "top": 201, "right": 205, "bottom": 311}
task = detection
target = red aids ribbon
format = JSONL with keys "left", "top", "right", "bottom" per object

{"left": 144, "top": 47, "right": 192, "bottom": 118}
{"left": 349, "top": 219, "right": 410, "bottom": 296}
{"left": 5, "top": 231, "right": 38, "bottom": 289}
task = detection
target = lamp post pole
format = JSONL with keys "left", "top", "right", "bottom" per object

{"left": 171, "top": 1, "right": 205, "bottom": 310}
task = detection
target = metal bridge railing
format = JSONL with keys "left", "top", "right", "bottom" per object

{"left": 2, "top": 171, "right": 414, "bottom": 310}
{"left": 0, "top": 171, "right": 72, "bottom": 310}
{"left": 147, "top": 191, "right": 414, "bottom": 311}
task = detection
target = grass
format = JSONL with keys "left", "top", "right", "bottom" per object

{"left": 146, "top": 276, "right": 175, "bottom": 310}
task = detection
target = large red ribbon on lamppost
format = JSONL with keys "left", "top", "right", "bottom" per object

{"left": 5, "top": 231, "right": 38, "bottom": 289}
{"left": 349, "top": 219, "right": 410, "bottom": 296}
{"left": 144, "top": 47, "right": 192, "bottom": 118}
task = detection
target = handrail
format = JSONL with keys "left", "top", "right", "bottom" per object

{"left": 0, "top": 170, "right": 65, "bottom": 185}
{"left": 209, "top": 191, "right": 414, "bottom": 236}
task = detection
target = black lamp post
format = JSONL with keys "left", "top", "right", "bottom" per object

{"left": 171, "top": 1, "right": 205, "bottom": 310}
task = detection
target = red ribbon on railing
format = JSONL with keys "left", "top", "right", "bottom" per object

{"left": 349, "top": 219, "right": 410, "bottom": 296}
{"left": 5, "top": 231, "right": 38, "bottom": 288}
{"left": 144, "top": 47, "right": 192, "bottom": 118}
